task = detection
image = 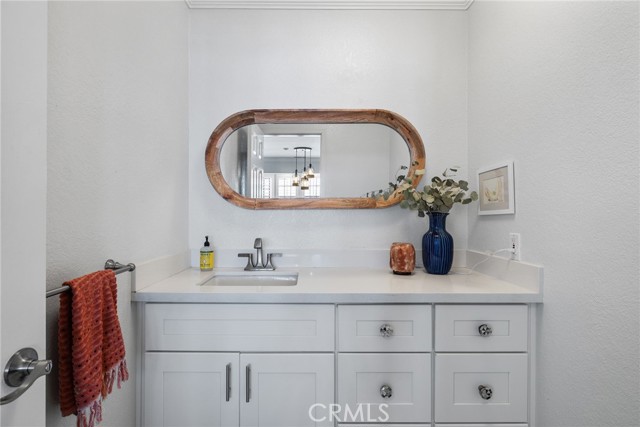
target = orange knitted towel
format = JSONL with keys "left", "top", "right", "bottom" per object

{"left": 58, "top": 270, "right": 129, "bottom": 427}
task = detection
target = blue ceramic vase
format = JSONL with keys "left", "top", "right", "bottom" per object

{"left": 422, "top": 212, "right": 454, "bottom": 275}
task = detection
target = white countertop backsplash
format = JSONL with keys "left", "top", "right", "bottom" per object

{"left": 194, "top": 248, "right": 469, "bottom": 270}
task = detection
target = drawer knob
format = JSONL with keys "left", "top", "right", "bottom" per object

{"left": 478, "top": 385, "right": 493, "bottom": 400}
{"left": 380, "top": 384, "right": 393, "bottom": 399}
{"left": 379, "top": 324, "right": 394, "bottom": 338}
{"left": 478, "top": 324, "right": 493, "bottom": 337}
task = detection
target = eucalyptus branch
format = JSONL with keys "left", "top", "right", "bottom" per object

{"left": 398, "top": 167, "right": 478, "bottom": 216}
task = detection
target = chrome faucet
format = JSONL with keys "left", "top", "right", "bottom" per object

{"left": 253, "top": 238, "right": 264, "bottom": 268}
{"left": 238, "top": 238, "right": 282, "bottom": 271}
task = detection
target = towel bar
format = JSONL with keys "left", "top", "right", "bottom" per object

{"left": 45, "top": 259, "right": 135, "bottom": 298}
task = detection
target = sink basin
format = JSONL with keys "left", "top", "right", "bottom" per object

{"left": 201, "top": 271, "right": 298, "bottom": 287}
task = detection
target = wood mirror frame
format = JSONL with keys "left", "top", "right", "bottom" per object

{"left": 205, "top": 109, "right": 426, "bottom": 209}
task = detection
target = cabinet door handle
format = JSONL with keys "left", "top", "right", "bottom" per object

{"left": 478, "top": 324, "right": 493, "bottom": 337}
{"left": 380, "top": 384, "right": 393, "bottom": 399}
{"left": 225, "top": 363, "right": 231, "bottom": 402}
{"left": 245, "top": 364, "right": 251, "bottom": 403}
{"left": 379, "top": 324, "right": 394, "bottom": 338}
{"left": 478, "top": 384, "right": 493, "bottom": 400}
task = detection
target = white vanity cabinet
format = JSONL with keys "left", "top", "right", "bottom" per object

{"left": 141, "top": 304, "right": 335, "bottom": 427}
{"left": 140, "top": 302, "right": 535, "bottom": 427}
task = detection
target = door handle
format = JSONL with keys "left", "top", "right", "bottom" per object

{"left": 226, "top": 363, "right": 231, "bottom": 402}
{"left": 245, "top": 364, "right": 251, "bottom": 403}
{"left": 0, "top": 348, "right": 52, "bottom": 405}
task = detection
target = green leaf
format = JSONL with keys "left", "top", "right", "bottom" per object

{"left": 400, "top": 200, "right": 409, "bottom": 208}
{"left": 415, "top": 169, "right": 426, "bottom": 176}
{"left": 418, "top": 210, "right": 425, "bottom": 217}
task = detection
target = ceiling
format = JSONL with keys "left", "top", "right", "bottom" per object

{"left": 262, "top": 134, "right": 321, "bottom": 159}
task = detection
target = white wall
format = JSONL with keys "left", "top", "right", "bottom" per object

{"left": 467, "top": 1, "right": 639, "bottom": 426}
{"left": 189, "top": 9, "right": 469, "bottom": 260}
{"left": 45, "top": 2, "right": 189, "bottom": 426}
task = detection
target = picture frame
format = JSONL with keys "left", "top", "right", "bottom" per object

{"left": 477, "top": 161, "right": 515, "bottom": 215}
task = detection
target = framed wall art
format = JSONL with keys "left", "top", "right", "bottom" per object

{"left": 477, "top": 161, "right": 515, "bottom": 215}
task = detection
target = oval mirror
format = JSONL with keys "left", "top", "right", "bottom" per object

{"left": 205, "top": 109, "right": 425, "bottom": 209}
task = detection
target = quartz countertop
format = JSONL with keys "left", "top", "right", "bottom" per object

{"left": 132, "top": 266, "right": 542, "bottom": 304}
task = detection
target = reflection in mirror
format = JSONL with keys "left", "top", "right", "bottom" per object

{"left": 220, "top": 123, "right": 410, "bottom": 199}
{"left": 205, "top": 109, "right": 425, "bottom": 209}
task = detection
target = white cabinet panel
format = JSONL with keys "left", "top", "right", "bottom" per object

{"left": 145, "top": 303, "right": 334, "bottom": 351}
{"left": 240, "top": 353, "right": 334, "bottom": 427}
{"left": 435, "top": 305, "right": 528, "bottom": 352}
{"left": 338, "top": 305, "right": 432, "bottom": 352}
{"left": 435, "top": 353, "right": 528, "bottom": 423}
{"left": 144, "top": 352, "right": 239, "bottom": 427}
{"left": 338, "top": 353, "right": 431, "bottom": 423}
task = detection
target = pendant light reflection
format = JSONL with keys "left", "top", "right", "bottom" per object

{"left": 293, "top": 146, "right": 313, "bottom": 189}
{"left": 300, "top": 177, "right": 310, "bottom": 190}
{"left": 292, "top": 148, "right": 299, "bottom": 186}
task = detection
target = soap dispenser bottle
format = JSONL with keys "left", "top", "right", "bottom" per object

{"left": 200, "top": 236, "right": 214, "bottom": 271}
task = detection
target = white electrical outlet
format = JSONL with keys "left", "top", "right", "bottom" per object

{"left": 509, "top": 233, "right": 521, "bottom": 261}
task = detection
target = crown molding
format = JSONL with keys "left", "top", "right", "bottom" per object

{"left": 185, "top": 0, "right": 473, "bottom": 10}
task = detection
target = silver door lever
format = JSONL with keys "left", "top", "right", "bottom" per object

{"left": 0, "top": 348, "right": 52, "bottom": 405}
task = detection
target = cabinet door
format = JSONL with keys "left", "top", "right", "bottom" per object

{"left": 144, "top": 352, "right": 239, "bottom": 427}
{"left": 240, "top": 354, "right": 334, "bottom": 427}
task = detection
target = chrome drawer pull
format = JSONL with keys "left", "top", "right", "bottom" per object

{"left": 478, "top": 324, "right": 493, "bottom": 337}
{"left": 225, "top": 363, "right": 231, "bottom": 402}
{"left": 478, "top": 384, "right": 493, "bottom": 400}
{"left": 379, "top": 324, "right": 394, "bottom": 338}
{"left": 245, "top": 364, "right": 251, "bottom": 403}
{"left": 380, "top": 384, "right": 393, "bottom": 399}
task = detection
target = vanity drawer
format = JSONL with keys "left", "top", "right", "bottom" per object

{"left": 435, "top": 305, "right": 528, "bottom": 352}
{"left": 338, "top": 353, "right": 431, "bottom": 423}
{"left": 338, "top": 305, "right": 431, "bottom": 352}
{"left": 144, "top": 303, "right": 334, "bottom": 352}
{"left": 434, "top": 353, "right": 528, "bottom": 423}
